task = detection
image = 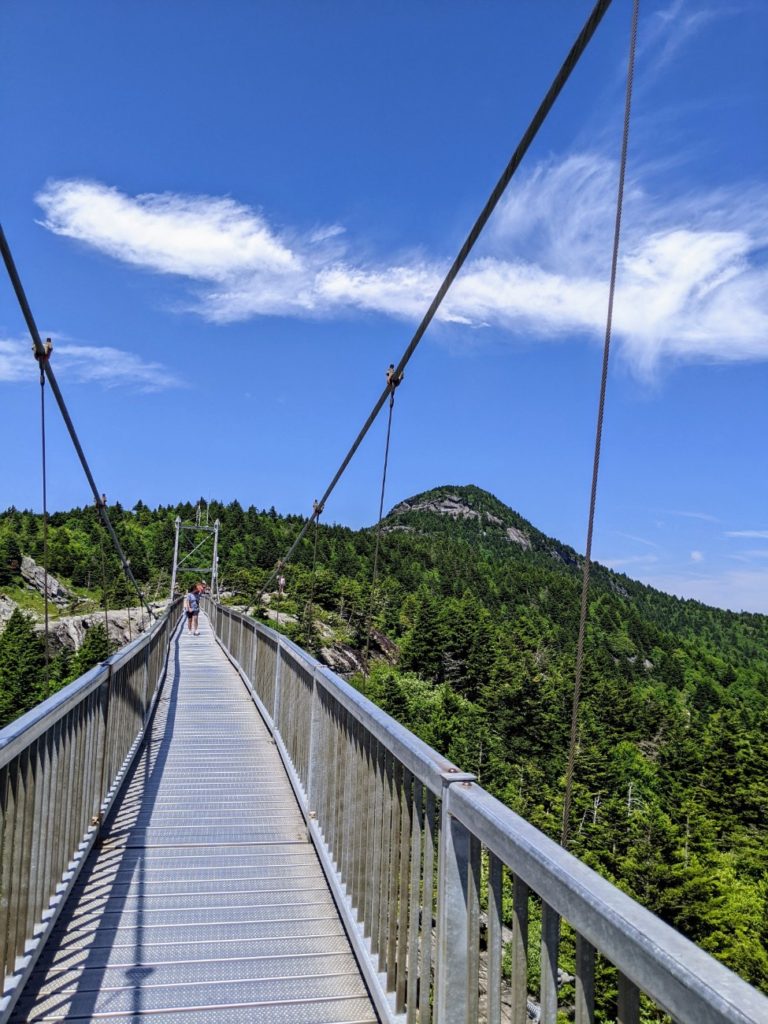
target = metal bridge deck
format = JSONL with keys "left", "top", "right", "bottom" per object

{"left": 12, "top": 616, "right": 378, "bottom": 1023}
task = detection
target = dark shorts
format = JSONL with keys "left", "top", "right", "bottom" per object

{"left": 186, "top": 609, "right": 198, "bottom": 618}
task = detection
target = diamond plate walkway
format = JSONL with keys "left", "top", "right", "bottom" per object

{"left": 12, "top": 615, "right": 379, "bottom": 1024}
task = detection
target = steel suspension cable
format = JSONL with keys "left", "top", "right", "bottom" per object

{"left": 304, "top": 501, "right": 323, "bottom": 646}
{"left": 263, "top": 0, "right": 615, "bottom": 591}
{"left": 561, "top": 0, "right": 640, "bottom": 850}
{"left": 36, "top": 342, "right": 52, "bottom": 687}
{"left": 98, "top": 530, "right": 110, "bottom": 647}
{"left": 0, "top": 224, "right": 154, "bottom": 625}
{"left": 364, "top": 373, "right": 400, "bottom": 662}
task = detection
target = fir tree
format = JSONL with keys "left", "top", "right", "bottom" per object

{"left": 0, "top": 609, "right": 46, "bottom": 727}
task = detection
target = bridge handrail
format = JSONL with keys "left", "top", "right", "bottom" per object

{"left": 209, "top": 600, "right": 768, "bottom": 1024}
{"left": 0, "top": 598, "right": 182, "bottom": 1014}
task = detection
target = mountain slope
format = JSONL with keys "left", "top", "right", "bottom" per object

{"left": 1, "top": 490, "right": 767, "bottom": 991}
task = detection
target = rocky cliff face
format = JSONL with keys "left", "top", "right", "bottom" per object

{"left": 37, "top": 608, "right": 153, "bottom": 655}
{"left": 21, "top": 556, "right": 71, "bottom": 606}
{"left": 2, "top": 555, "right": 164, "bottom": 653}
{"left": 387, "top": 490, "right": 534, "bottom": 550}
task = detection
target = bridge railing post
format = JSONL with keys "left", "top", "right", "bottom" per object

{"left": 435, "top": 774, "right": 479, "bottom": 1024}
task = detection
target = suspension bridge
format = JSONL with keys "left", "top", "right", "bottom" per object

{"left": 2, "top": 1, "right": 767, "bottom": 1021}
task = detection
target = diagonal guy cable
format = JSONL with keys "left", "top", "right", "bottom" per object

{"left": 0, "top": 223, "right": 155, "bottom": 624}
{"left": 266, "top": 0, "right": 616, "bottom": 589}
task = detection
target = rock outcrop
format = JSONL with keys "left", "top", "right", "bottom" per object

{"left": 391, "top": 493, "right": 482, "bottom": 521}
{"left": 506, "top": 526, "right": 532, "bottom": 550}
{"left": 36, "top": 608, "right": 152, "bottom": 656}
{"left": 389, "top": 491, "right": 534, "bottom": 550}
{"left": 21, "top": 556, "right": 71, "bottom": 606}
{"left": 319, "top": 644, "right": 367, "bottom": 676}
{"left": 0, "top": 594, "right": 17, "bottom": 629}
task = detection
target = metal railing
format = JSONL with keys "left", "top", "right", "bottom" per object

{"left": 208, "top": 601, "right": 768, "bottom": 1024}
{"left": 0, "top": 599, "right": 181, "bottom": 1017}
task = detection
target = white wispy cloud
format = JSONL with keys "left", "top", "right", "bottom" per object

{"left": 0, "top": 336, "right": 184, "bottom": 392}
{"left": 37, "top": 180, "right": 298, "bottom": 280}
{"left": 0, "top": 339, "right": 31, "bottom": 382}
{"left": 667, "top": 509, "right": 720, "bottom": 522}
{"left": 729, "top": 549, "right": 768, "bottom": 562}
{"left": 598, "top": 554, "right": 659, "bottom": 569}
{"left": 613, "top": 531, "right": 661, "bottom": 549}
{"left": 725, "top": 530, "right": 768, "bottom": 539}
{"left": 35, "top": 156, "right": 768, "bottom": 375}
{"left": 690, "top": 550, "right": 704, "bottom": 562}
{"left": 640, "top": 1, "right": 726, "bottom": 77}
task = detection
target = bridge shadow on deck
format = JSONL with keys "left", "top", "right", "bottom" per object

{"left": 12, "top": 616, "right": 379, "bottom": 1024}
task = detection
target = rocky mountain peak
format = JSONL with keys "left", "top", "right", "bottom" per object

{"left": 386, "top": 485, "right": 535, "bottom": 550}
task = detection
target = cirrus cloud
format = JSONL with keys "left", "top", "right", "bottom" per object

{"left": 35, "top": 154, "right": 768, "bottom": 376}
{"left": 0, "top": 336, "right": 184, "bottom": 392}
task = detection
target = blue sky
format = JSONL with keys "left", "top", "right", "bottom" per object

{"left": 1, "top": 1, "right": 767, "bottom": 612}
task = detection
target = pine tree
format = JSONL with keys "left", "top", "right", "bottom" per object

{"left": 69, "top": 623, "right": 111, "bottom": 681}
{"left": 0, "top": 609, "right": 46, "bottom": 727}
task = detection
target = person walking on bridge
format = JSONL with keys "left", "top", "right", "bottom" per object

{"left": 184, "top": 582, "right": 202, "bottom": 635}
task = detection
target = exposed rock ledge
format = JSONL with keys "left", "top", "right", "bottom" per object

{"left": 35, "top": 608, "right": 156, "bottom": 656}
{"left": 0, "top": 592, "right": 164, "bottom": 656}
{"left": 21, "top": 556, "right": 71, "bottom": 606}
{"left": 391, "top": 493, "right": 482, "bottom": 521}
{"left": 390, "top": 494, "right": 533, "bottom": 550}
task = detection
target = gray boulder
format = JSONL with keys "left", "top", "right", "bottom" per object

{"left": 20, "top": 556, "right": 71, "bottom": 606}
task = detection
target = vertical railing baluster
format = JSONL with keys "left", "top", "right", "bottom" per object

{"left": 376, "top": 751, "right": 393, "bottom": 969}
{"left": 33, "top": 729, "right": 54, "bottom": 928}
{"left": 421, "top": 788, "right": 436, "bottom": 1024}
{"left": 487, "top": 853, "right": 503, "bottom": 1024}
{"left": 372, "top": 745, "right": 388, "bottom": 961}
{"left": 540, "top": 901, "right": 560, "bottom": 1023}
{"left": 512, "top": 876, "right": 529, "bottom": 1024}
{"left": 396, "top": 767, "right": 412, "bottom": 1011}
{"left": 249, "top": 623, "right": 259, "bottom": 700}
{"left": 39, "top": 726, "right": 56, "bottom": 913}
{"left": 327, "top": 701, "right": 341, "bottom": 859}
{"left": 350, "top": 719, "right": 366, "bottom": 914}
{"left": 69, "top": 702, "right": 88, "bottom": 872}
{"left": 618, "top": 972, "right": 640, "bottom": 1024}
{"left": 7, "top": 748, "right": 29, "bottom": 971}
{"left": 273, "top": 640, "right": 283, "bottom": 730}
{"left": 306, "top": 671, "right": 322, "bottom": 809}
{"left": 45, "top": 719, "right": 62, "bottom": 926}
{"left": 386, "top": 762, "right": 404, "bottom": 990}
{"left": 26, "top": 738, "right": 45, "bottom": 940}
{"left": 575, "top": 934, "right": 595, "bottom": 1024}
{"left": 338, "top": 708, "right": 352, "bottom": 880}
{"left": 0, "top": 762, "right": 16, "bottom": 978}
{"left": 18, "top": 747, "right": 37, "bottom": 967}
{"left": 467, "top": 833, "right": 481, "bottom": 1024}
{"left": 406, "top": 778, "right": 423, "bottom": 1023}
{"left": 366, "top": 737, "right": 383, "bottom": 945}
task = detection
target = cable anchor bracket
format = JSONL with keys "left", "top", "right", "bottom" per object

{"left": 386, "top": 363, "right": 404, "bottom": 392}
{"left": 33, "top": 336, "right": 53, "bottom": 363}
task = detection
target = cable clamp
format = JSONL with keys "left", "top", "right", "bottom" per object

{"left": 386, "top": 363, "right": 404, "bottom": 391}
{"left": 312, "top": 500, "right": 324, "bottom": 517}
{"left": 34, "top": 337, "right": 53, "bottom": 363}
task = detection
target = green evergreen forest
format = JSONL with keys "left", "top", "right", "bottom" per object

{"left": 1, "top": 485, "right": 766, "bottom": 999}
